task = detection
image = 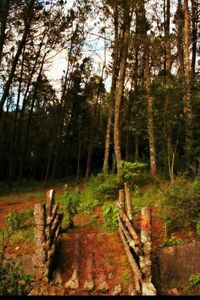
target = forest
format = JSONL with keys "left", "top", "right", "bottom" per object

{"left": 0, "top": 0, "right": 200, "bottom": 296}
{"left": 0, "top": 0, "right": 199, "bottom": 186}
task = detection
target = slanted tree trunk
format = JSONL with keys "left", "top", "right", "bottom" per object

{"left": 0, "top": 0, "right": 35, "bottom": 118}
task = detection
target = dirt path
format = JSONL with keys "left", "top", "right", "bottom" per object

{"left": 55, "top": 206, "right": 136, "bottom": 296}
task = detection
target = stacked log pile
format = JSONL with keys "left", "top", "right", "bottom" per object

{"left": 34, "top": 189, "right": 63, "bottom": 283}
{"left": 117, "top": 184, "right": 157, "bottom": 296}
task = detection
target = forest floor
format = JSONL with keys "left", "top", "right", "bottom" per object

{"left": 0, "top": 183, "right": 199, "bottom": 296}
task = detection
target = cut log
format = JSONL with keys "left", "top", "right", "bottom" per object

{"left": 64, "top": 235, "right": 80, "bottom": 290}
{"left": 46, "top": 203, "right": 59, "bottom": 226}
{"left": 83, "top": 252, "right": 95, "bottom": 291}
{"left": 124, "top": 182, "right": 133, "bottom": 221}
{"left": 118, "top": 217, "right": 142, "bottom": 256}
{"left": 119, "top": 227, "right": 142, "bottom": 294}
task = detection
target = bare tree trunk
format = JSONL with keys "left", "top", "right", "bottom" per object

{"left": 183, "top": 0, "right": 192, "bottom": 143}
{"left": 176, "top": 0, "right": 185, "bottom": 79}
{"left": 103, "top": 4, "right": 119, "bottom": 174}
{"left": 191, "top": 0, "right": 198, "bottom": 80}
{"left": 145, "top": 49, "right": 157, "bottom": 176}
{"left": 18, "top": 52, "right": 46, "bottom": 184}
{"left": 114, "top": 4, "right": 132, "bottom": 176}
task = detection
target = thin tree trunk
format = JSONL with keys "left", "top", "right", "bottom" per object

{"left": 0, "top": 0, "right": 35, "bottom": 118}
{"left": 191, "top": 0, "right": 198, "bottom": 80}
{"left": 18, "top": 52, "right": 46, "bottom": 184}
{"left": 183, "top": 0, "right": 192, "bottom": 143}
{"left": 103, "top": 4, "right": 119, "bottom": 174}
{"left": 8, "top": 44, "right": 26, "bottom": 187}
{"left": 176, "top": 0, "right": 185, "bottom": 79}
{"left": 114, "top": 4, "right": 132, "bottom": 175}
{"left": 145, "top": 49, "right": 157, "bottom": 176}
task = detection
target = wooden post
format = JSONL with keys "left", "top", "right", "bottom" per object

{"left": 34, "top": 203, "right": 47, "bottom": 281}
{"left": 118, "top": 189, "right": 125, "bottom": 211}
{"left": 140, "top": 207, "right": 156, "bottom": 295}
{"left": 124, "top": 182, "right": 133, "bottom": 221}
{"left": 47, "top": 189, "right": 55, "bottom": 217}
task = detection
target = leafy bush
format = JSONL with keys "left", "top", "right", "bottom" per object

{"left": 0, "top": 255, "right": 32, "bottom": 295}
{"left": 120, "top": 160, "right": 147, "bottom": 184}
{"left": 188, "top": 274, "right": 200, "bottom": 289}
{"left": 103, "top": 202, "right": 119, "bottom": 232}
{"left": 60, "top": 185, "right": 81, "bottom": 225}
{"left": 161, "top": 177, "right": 200, "bottom": 235}
{"left": 79, "top": 198, "right": 100, "bottom": 213}
{"left": 196, "top": 220, "right": 200, "bottom": 236}
{"left": 88, "top": 173, "right": 123, "bottom": 202}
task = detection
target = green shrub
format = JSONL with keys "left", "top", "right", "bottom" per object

{"left": 0, "top": 255, "right": 32, "bottom": 295}
{"left": 160, "top": 177, "right": 200, "bottom": 235}
{"left": 159, "top": 235, "right": 185, "bottom": 248}
{"left": 196, "top": 220, "right": 200, "bottom": 236}
{"left": 103, "top": 202, "right": 119, "bottom": 232}
{"left": 88, "top": 173, "right": 123, "bottom": 202}
{"left": 79, "top": 198, "right": 100, "bottom": 213}
{"left": 60, "top": 185, "right": 81, "bottom": 225}
{"left": 188, "top": 274, "right": 200, "bottom": 289}
{"left": 120, "top": 160, "right": 147, "bottom": 184}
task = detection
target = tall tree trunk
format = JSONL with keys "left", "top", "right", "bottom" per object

{"left": 18, "top": 52, "right": 46, "bottom": 184}
{"left": 183, "top": 0, "right": 192, "bottom": 144}
{"left": 114, "top": 4, "right": 132, "bottom": 175}
{"left": 176, "top": 0, "right": 185, "bottom": 79}
{"left": 103, "top": 4, "right": 119, "bottom": 174}
{"left": 8, "top": 44, "right": 26, "bottom": 187}
{"left": 145, "top": 49, "right": 158, "bottom": 176}
{"left": 0, "top": 0, "right": 10, "bottom": 67}
{"left": 0, "top": 0, "right": 35, "bottom": 118}
{"left": 164, "top": 0, "right": 171, "bottom": 76}
{"left": 191, "top": 0, "right": 198, "bottom": 81}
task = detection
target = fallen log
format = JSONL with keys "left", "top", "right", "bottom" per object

{"left": 118, "top": 217, "right": 142, "bottom": 256}
{"left": 119, "top": 227, "right": 142, "bottom": 294}
{"left": 117, "top": 202, "right": 141, "bottom": 246}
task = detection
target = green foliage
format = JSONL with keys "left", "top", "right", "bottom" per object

{"left": 0, "top": 255, "right": 32, "bottom": 295}
{"left": 6, "top": 207, "right": 34, "bottom": 231}
{"left": 159, "top": 235, "right": 185, "bottom": 248}
{"left": 196, "top": 220, "right": 200, "bottom": 236}
{"left": 79, "top": 198, "right": 100, "bottom": 213}
{"left": 188, "top": 274, "right": 200, "bottom": 289}
{"left": 160, "top": 177, "right": 200, "bottom": 234}
{"left": 88, "top": 173, "right": 123, "bottom": 201}
{"left": 103, "top": 202, "right": 119, "bottom": 232}
{"left": 60, "top": 185, "right": 81, "bottom": 223}
{"left": 120, "top": 160, "right": 147, "bottom": 183}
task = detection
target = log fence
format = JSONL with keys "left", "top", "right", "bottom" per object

{"left": 117, "top": 183, "right": 157, "bottom": 295}
{"left": 33, "top": 189, "right": 63, "bottom": 283}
